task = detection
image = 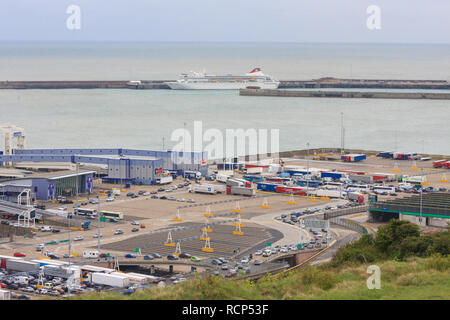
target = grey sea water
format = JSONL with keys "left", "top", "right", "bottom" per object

{"left": 0, "top": 42, "right": 449, "bottom": 155}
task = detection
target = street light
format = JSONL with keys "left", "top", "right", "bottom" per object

{"left": 306, "top": 142, "right": 310, "bottom": 200}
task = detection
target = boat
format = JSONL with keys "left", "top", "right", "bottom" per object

{"left": 165, "top": 68, "right": 279, "bottom": 90}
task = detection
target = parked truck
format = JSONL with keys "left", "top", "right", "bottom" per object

{"left": 229, "top": 186, "right": 256, "bottom": 197}
{"left": 348, "top": 192, "right": 364, "bottom": 203}
{"left": 189, "top": 184, "right": 222, "bottom": 194}
{"left": 6, "top": 259, "right": 40, "bottom": 273}
{"left": 216, "top": 173, "right": 231, "bottom": 183}
{"left": 314, "top": 189, "right": 347, "bottom": 199}
{"left": 91, "top": 272, "right": 130, "bottom": 288}
{"left": 156, "top": 176, "right": 173, "bottom": 185}
{"left": 226, "top": 178, "right": 244, "bottom": 187}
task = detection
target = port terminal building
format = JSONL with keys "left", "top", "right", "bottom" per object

{"left": 0, "top": 149, "right": 208, "bottom": 199}
{"left": 369, "top": 192, "right": 450, "bottom": 228}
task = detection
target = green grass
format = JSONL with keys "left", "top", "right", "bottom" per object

{"left": 68, "top": 255, "right": 450, "bottom": 300}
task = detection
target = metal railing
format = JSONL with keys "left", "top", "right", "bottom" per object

{"left": 324, "top": 205, "right": 369, "bottom": 220}
{"left": 329, "top": 217, "right": 368, "bottom": 234}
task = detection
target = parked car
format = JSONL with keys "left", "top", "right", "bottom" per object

{"left": 179, "top": 253, "right": 191, "bottom": 259}
{"left": 13, "top": 252, "right": 26, "bottom": 257}
{"left": 143, "top": 255, "right": 154, "bottom": 260}
{"left": 131, "top": 228, "right": 139, "bottom": 232}
{"left": 74, "top": 236, "right": 83, "bottom": 241}
{"left": 114, "top": 229, "right": 124, "bottom": 235}
{"left": 124, "top": 254, "right": 137, "bottom": 259}
{"left": 167, "top": 254, "right": 179, "bottom": 261}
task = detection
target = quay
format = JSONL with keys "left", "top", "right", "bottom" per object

{"left": 1, "top": 78, "right": 449, "bottom": 90}
{"left": 239, "top": 88, "right": 450, "bottom": 100}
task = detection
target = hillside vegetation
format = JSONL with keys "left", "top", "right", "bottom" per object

{"left": 71, "top": 220, "right": 450, "bottom": 300}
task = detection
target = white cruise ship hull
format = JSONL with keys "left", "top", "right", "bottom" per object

{"left": 166, "top": 80, "right": 280, "bottom": 90}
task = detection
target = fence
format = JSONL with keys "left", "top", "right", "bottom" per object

{"left": 324, "top": 205, "right": 369, "bottom": 220}
{"left": 329, "top": 217, "right": 368, "bottom": 234}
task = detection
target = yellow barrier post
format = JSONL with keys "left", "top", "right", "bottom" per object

{"left": 287, "top": 193, "right": 297, "bottom": 205}
{"left": 202, "top": 237, "right": 214, "bottom": 253}
{"left": 173, "top": 208, "right": 182, "bottom": 222}
{"left": 392, "top": 161, "right": 400, "bottom": 172}
{"left": 410, "top": 160, "right": 419, "bottom": 170}
{"left": 174, "top": 242, "right": 181, "bottom": 256}
{"left": 204, "top": 205, "right": 213, "bottom": 217}
{"left": 232, "top": 201, "right": 242, "bottom": 213}
{"left": 164, "top": 231, "right": 175, "bottom": 247}
{"left": 261, "top": 197, "right": 270, "bottom": 209}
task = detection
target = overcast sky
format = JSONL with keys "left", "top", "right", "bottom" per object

{"left": 0, "top": 0, "right": 449, "bottom": 43}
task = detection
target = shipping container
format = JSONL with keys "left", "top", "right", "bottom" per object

{"left": 257, "top": 182, "right": 279, "bottom": 192}
{"left": 314, "top": 189, "right": 347, "bottom": 199}
{"left": 91, "top": 272, "right": 130, "bottom": 288}
{"left": 6, "top": 259, "right": 40, "bottom": 273}
{"left": 243, "top": 175, "right": 265, "bottom": 183}
{"left": 432, "top": 159, "right": 447, "bottom": 168}
{"left": 0, "top": 289, "right": 11, "bottom": 300}
{"left": 230, "top": 186, "right": 256, "bottom": 197}
{"left": 341, "top": 154, "right": 367, "bottom": 162}
{"left": 349, "top": 174, "right": 373, "bottom": 183}
{"left": 226, "top": 179, "right": 244, "bottom": 187}
{"left": 321, "top": 172, "right": 343, "bottom": 180}
{"left": 243, "top": 167, "right": 263, "bottom": 174}
{"left": 275, "top": 186, "right": 306, "bottom": 196}
{"left": 376, "top": 152, "right": 394, "bottom": 158}
{"left": 393, "top": 152, "right": 419, "bottom": 160}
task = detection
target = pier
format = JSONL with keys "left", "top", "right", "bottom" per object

{"left": 239, "top": 89, "right": 450, "bottom": 100}
{"left": 1, "top": 78, "right": 449, "bottom": 90}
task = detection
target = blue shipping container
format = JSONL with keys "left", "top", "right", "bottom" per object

{"left": 257, "top": 183, "right": 278, "bottom": 192}
{"left": 321, "top": 172, "right": 342, "bottom": 179}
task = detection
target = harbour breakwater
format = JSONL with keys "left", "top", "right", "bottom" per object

{"left": 239, "top": 89, "right": 450, "bottom": 100}
{"left": 1, "top": 78, "right": 449, "bottom": 90}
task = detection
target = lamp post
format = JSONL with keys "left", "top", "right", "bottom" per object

{"left": 306, "top": 142, "right": 310, "bottom": 199}
{"left": 97, "top": 195, "right": 101, "bottom": 253}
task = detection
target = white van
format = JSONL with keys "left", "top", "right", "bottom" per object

{"left": 83, "top": 250, "right": 100, "bottom": 259}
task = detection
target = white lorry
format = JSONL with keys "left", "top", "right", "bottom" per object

{"left": 90, "top": 272, "right": 130, "bottom": 288}
{"left": 156, "top": 176, "right": 173, "bottom": 185}
{"left": 216, "top": 173, "right": 231, "bottom": 183}
{"left": 314, "top": 189, "right": 348, "bottom": 199}
{"left": 189, "top": 184, "right": 224, "bottom": 194}
{"left": 230, "top": 186, "right": 256, "bottom": 197}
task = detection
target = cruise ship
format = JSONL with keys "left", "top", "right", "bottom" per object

{"left": 165, "top": 68, "right": 279, "bottom": 90}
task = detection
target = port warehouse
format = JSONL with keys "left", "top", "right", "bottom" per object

{"left": 369, "top": 193, "right": 450, "bottom": 227}
{"left": 0, "top": 170, "right": 95, "bottom": 202}
{"left": 0, "top": 148, "right": 207, "bottom": 200}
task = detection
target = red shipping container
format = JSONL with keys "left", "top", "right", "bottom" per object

{"left": 433, "top": 160, "right": 447, "bottom": 168}
{"left": 226, "top": 187, "right": 231, "bottom": 195}
{"left": 444, "top": 161, "right": 450, "bottom": 169}
{"left": 275, "top": 186, "right": 306, "bottom": 195}
{"left": 372, "top": 175, "right": 386, "bottom": 181}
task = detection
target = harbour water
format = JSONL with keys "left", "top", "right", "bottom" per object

{"left": 0, "top": 42, "right": 449, "bottom": 155}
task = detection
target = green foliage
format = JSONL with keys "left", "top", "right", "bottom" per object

{"left": 375, "top": 219, "right": 420, "bottom": 257}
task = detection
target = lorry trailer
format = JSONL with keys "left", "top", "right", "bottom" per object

{"left": 341, "top": 154, "right": 367, "bottom": 162}
{"left": 91, "top": 272, "right": 130, "bottom": 288}
{"left": 228, "top": 186, "right": 256, "bottom": 197}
